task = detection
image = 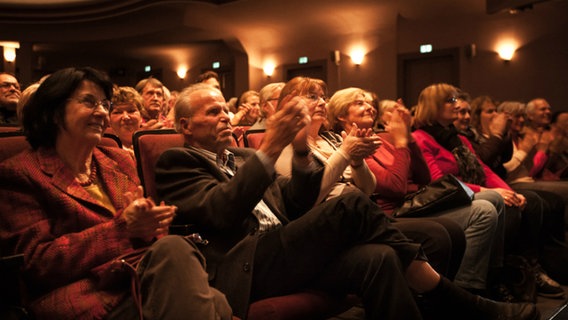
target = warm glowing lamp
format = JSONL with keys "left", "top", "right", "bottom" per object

{"left": 1, "top": 41, "right": 20, "bottom": 62}
{"left": 177, "top": 66, "right": 187, "bottom": 79}
{"left": 263, "top": 62, "right": 275, "bottom": 77}
{"left": 497, "top": 42, "right": 516, "bottom": 61}
{"left": 4, "top": 47, "right": 16, "bottom": 62}
{"left": 350, "top": 49, "right": 365, "bottom": 66}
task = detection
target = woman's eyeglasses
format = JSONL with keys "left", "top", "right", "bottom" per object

{"left": 445, "top": 97, "right": 458, "bottom": 104}
{"left": 69, "top": 95, "right": 112, "bottom": 112}
{"left": 305, "top": 93, "right": 327, "bottom": 103}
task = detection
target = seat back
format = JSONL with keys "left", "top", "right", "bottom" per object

{"left": 0, "top": 125, "right": 21, "bottom": 133}
{"left": 0, "top": 131, "right": 27, "bottom": 163}
{"left": 232, "top": 125, "right": 250, "bottom": 147}
{"left": 243, "top": 129, "right": 265, "bottom": 149}
{"left": 100, "top": 132, "right": 123, "bottom": 148}
{"left": 132, "top": 129, "right": 184, "bottom": 199}
{"left": 0, "top": 131, "right": 123, "bottom": 164}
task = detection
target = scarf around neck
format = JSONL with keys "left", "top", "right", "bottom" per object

{"left": 421, "top": 123, "right": 486, "bottom": 185}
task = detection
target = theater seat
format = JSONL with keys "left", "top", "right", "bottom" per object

{"left": 0, "top": 125, "right": 21, "bottom": 133}
{"left": 0, "top": 131, "right": 28, "bottom": 163}
{"left": 243, "top": 129, "right": 265, "bottom": 149}
{"left": 132, "top": 129, "right": 358, "bottom": 320}
{"left": 233, "top": 126, "right": 251, "bottom": 147}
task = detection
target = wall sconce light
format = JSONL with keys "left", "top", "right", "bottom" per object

{"left": 496, "top": 41, "right": 517, "bottom": 61}
{"left": 350, "top": 49, "right": 365, "bottom": 66}
{"left": 263, "top": 62, "right": 275, "bottom": 77}
{"left": 1, "top": 41, "right": 20, "bottom": 63}
{"left": 177, "top": 66, "right": 187, "bottom": 79}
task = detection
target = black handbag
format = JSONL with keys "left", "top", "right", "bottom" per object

{"left": 393, "top": 174, "right": 474, "bottom": 217}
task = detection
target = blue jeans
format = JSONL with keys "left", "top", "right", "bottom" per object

{"left": 428, "top": 190, "right": 504, "bottom": 290}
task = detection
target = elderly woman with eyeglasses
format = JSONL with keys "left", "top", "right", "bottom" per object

{"left": 412, "top": 83, "right": 562, "bottom": 301}
{"left": 0, "top": 67, "right": 232, "bottom": 320}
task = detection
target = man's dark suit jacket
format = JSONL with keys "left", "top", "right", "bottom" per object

{"left": 155, "top": 146, "right": 323, "bottom": 317}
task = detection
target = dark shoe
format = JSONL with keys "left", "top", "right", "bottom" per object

{"left": 534, "top": 265, "right": 565, "bottom": 298}
{"left": 420, "top": 277, "right": 540, "bottom": 320}
{"left": 475, "top": 296, "right": 540, "bottom": 320}
{"left": 490, "top": 283, "right": 517, "bottom": 303}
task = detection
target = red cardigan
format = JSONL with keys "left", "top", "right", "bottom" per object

{"left": 0, "top": 146, "right": 140, "bottom": 320}
{"left": 365, "top": 132, "right": 431, "bottom": 214}
{"left": 412, "top": 129, "right": 511, "bottom": 192}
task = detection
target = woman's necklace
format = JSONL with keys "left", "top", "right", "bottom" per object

{"left": 76, "top": 161, "right": 97, "bottom": 187}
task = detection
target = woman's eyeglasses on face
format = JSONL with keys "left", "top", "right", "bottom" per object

{"left": 69, "top": 95, "right": 112, "bottom": 112}
{"left": 305, "top": 93, "right": 327, "bottom": 103}
{"left": 445, "top": 97, "right": 458, "bottom": 104}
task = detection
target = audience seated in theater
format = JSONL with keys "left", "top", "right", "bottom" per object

{"left": 458, "top": 97, "right": 568, "bottom": 287}
{"left": 249, "top": 82, "right": 284, "bottom": 130}
{"left": 109, "top": 86, "right": 144, "bottom": 154}
{"left": 499, "top": 102, "right": 568, "bottom": 232}
{"left": 545, "top": 110, "right": 568, "bottom": 180}
{"left": 459, "top": 95, "right": 512, "bottom": 179}
{"left": 0, "top": 67, "right": 232, "bottom": 320}
{"left": 231, "top": 90, "right": 261, "bottom": 126}
{"left": 326, "top": 87, "right": 504, "bottom": 298}
{"left": 154, "top": 81, "right": 538, "bottom": 320}
{"left": 134, "top": 77, "right": 172, "bottom": 129}
{"left": 412, "top": 83, "right": 563, "bottom": 300}
{"left": 274, "top": 81, "right": 466, "bottom": 282}
{"left": 0, "top": 72, "right": 21, "bottom": 125}
{"left": 466, "top": 96, "right": 568, "bottom": 222}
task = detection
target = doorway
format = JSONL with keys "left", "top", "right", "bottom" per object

{"left": 397, "top": 48, "right": 460, "bottom": 108}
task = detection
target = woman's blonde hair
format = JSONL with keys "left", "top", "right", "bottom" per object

{"left": 327, "top": 87, "right": 368, "bottom": 132}
{"left": 111, "top": 86, "right": 144, "bottom": 112}
{"left": 413, "top": 83, "right": 458, "bottom": 129}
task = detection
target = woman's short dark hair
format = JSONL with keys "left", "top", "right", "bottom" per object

{"left": 22, "top": 67, "right": 113, "bottom": 149}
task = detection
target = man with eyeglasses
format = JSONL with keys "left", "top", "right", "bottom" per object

{"left": 0, "top": 72, "right": 21, "bottom": 125}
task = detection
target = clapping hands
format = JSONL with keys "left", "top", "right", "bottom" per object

{"left": 123, "top": 186, "right": 177, "bottom": 242}
{"left": 340, "top": 123, "right": 382, "bottom": 166}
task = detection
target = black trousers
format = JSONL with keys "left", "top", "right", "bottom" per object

{"left": 252, "top": 191, "right": 425, "bottom": 320}
{"left": 395, "top": 217, "right": 465, "bottom": 281}
{"left": 503, "top": 189, "right": 543, "bottom": 260}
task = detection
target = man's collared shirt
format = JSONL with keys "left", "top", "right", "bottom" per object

{"left": 189, "top": 146, "right": 282, "bottom": 233}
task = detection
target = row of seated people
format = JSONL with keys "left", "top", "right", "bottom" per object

{"left": 0, "top": 66, "right": 557, "bottom": 320}
{"left": 236, "top": 81, "right": 568, "bottom": 299}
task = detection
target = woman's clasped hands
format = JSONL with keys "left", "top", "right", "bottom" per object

{"left": 123, "top": 186, "right": 177, "bottom": 242}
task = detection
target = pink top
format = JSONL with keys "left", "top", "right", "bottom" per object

{"left": 412, "top": 129, "right": 511, "bottom": 192}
